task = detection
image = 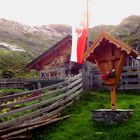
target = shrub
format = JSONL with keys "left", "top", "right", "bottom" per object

{"left": 1, "top": 70, "right": 14, "bottom": 78}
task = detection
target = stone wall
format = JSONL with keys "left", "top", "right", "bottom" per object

{"left": 92, "top": 109, "right": 133, "bottom": 124}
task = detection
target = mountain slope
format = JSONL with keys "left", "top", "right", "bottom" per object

{"left": 89, "top": 15, "right": 140, "bottom": 52}
{"left": 0, "top": 15, "right": 140, "bottom": 77}
{"left": 0, "top": 19, "right": 71, "bottom": 72}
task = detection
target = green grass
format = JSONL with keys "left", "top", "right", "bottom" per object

{"left": 0, "top": 88, "right": 27, "bottom": 93}
{"left": 31, "top": 90, "right": 140, "bottom": 140}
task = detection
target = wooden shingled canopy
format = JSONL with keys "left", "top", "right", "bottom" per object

{"left": 83, "top": 31, "right": 139, "bottom": 110}
{"left": 83, "top": 31, "right": 138, "bottom": 81}
{"left": 84, "top": 31, "right": 138, "bottom": 64}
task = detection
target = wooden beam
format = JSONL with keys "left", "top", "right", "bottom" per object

{"left": 116, "top": 52, "right": 127, "bottom": 82}
{"left": 0, "top": 115, "right": 71, "bottom": 139}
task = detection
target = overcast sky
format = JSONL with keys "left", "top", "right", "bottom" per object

{"left": 0, "top": 0, "right": 140, "bottom": 27}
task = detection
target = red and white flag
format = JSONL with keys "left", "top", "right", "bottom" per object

{"left": 70, "top": 0, "right": 88, "bottom": 64}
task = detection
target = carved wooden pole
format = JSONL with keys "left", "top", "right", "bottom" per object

{"left": 111, "top": 86, "right": 116, "bottom": 110}
{"left": 110, "top": 52, "right": 126, "bottom": 110}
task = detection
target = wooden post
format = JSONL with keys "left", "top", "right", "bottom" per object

{"left": 116, "top": 52, "right": 127, "bottom": 82}
{"left": 137, "top": 66, "right": 140, "bottom": 85}
{"left": 37, "top": 83, "right": 41, "bottom": 89}
{"left": 111, "top": 86, "right": 116, "bottom": 110}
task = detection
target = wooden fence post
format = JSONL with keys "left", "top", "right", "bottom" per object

{"left": 37, "top": 83, "right": 41, "bottom": 89}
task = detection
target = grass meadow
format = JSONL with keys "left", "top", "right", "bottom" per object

{"left": 32, "top": 90, "right": 140, "bottom": 140}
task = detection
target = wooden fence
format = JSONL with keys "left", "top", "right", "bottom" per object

{"left": 0, "top": 77, "right": 65, "bottom": 89}
{"left": 0, "top": 75, "right": 77, "bottom": 89}
{"left": 89, "top": 66, "right": 140, "bottom": 90}
{"left": 0, "top": 73, "right": 83, "bottom": 139}
{"left": 118, "top": 66, "right": 140, "bottom": 90}
{"left": 0, "top": 77, "right": 40, "bottom": 89}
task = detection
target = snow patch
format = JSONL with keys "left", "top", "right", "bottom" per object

{"left": 0, "top": 42, "right": 26, "bottom": 52}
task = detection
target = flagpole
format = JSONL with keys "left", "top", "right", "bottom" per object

{"left": 86, "top": 0, "right": 89, "bottom": 49}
